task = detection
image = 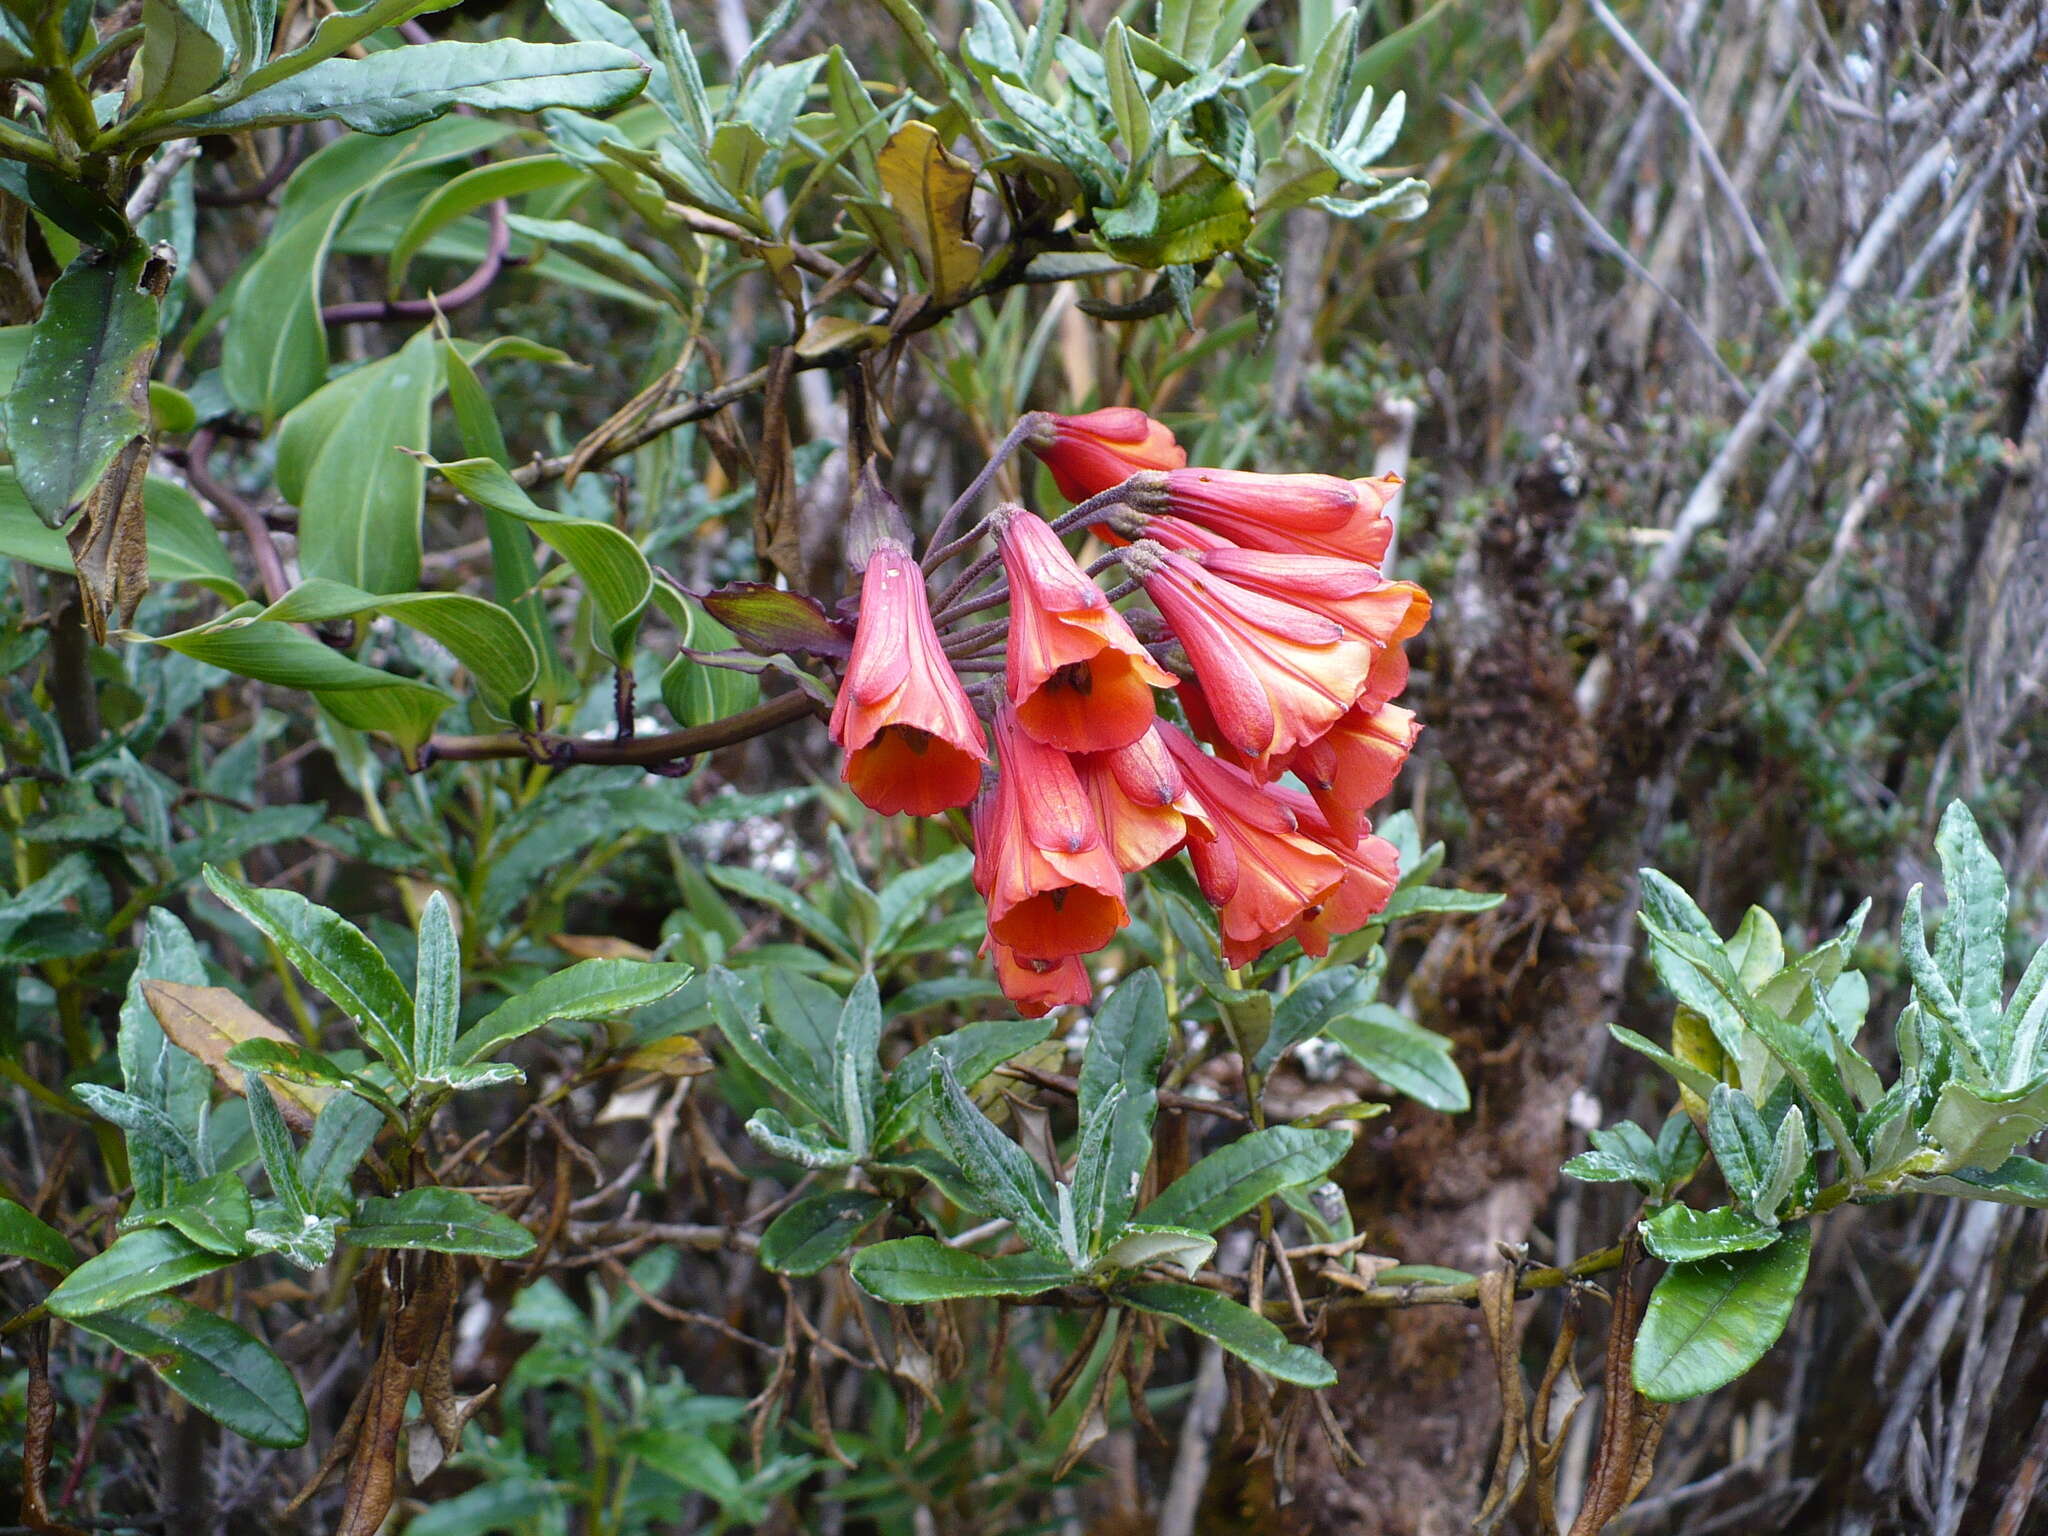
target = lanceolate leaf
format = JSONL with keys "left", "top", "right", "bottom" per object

{"left": 3, "top": 242, "right": 163, "bottom": 528}
{"left": 1634, "top": 1227, "right": 1811, "bottom": 1402}
{"left": 70, "top": 1296, "right": 309, "bottom": 1447}
{"left": 452, "top": 958, "right": 693, "bottom": 1067}
{"left": 47, "top": 1226, "right": 233, "bottom": 1318}
{"left": 1139, "top": 1126, "right": 1351, "bottom": 1234}
{"left": 140, "top": 614, "right": 450, "bottom": 755}
{"left": 259, "top": 579, "right": 539, "bottom": 717}
{"left": 421, "top": 455, "right": 653, "bottom": 662}
{"left": 759, "top": 1190, "right": 889, "bottom": 1276}
{"left": 201, "top": 866, "right": 416, "bottom": 1082}
{"left": 1120, "top": 1281, "right": 1336, "bottom": 1388}
{"left": 274, "top": 328, "right": 442, "bottom": 596}
{"left": 346, "top": 1187, "right": 536, "bottom": 1256}
{"left": 849, "top": 1237, "right": 1071, "bottom": 1303}
{"left": 0, "top": 1197, "right": 79, "bottom": 1273}
{"left": 1324, "top": 1004, "right": 1468, "bottom": 1112}
{"left": 172, "top": 40, "right": 649, "bottom": 137}
{"left": 932, "top": 1059, "right": 1062, "bottom": 1260}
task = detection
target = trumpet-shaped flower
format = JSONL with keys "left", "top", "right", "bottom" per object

{"left": 994, "top": 508, "right": 1175, "bottom": 752}
{"left": 1195, "top": 547, "right": 1429, "bottom": 650}
{"left": 1158, "top": 727, "right": 1345, "bottom": 967}
{"left": 829, "top": 540, "right": 987, "bottom": 816}
{"left": 973, "top": 708, "right": 1128, "bottom": 961}
{"left": 1269, "top": 786, "right": 1402, "bottom": 951}
{"left": 1279, "top": 701, "right": 1422, "bottom": 845}
{"left": 988, "top": 941, "right": 1091, "bottom": 1018}
{"left": 1029, "top": 408, "right": 1186, "bottom": 503}
{"left": 1073, "top": 726, "right": 1214, "bottom": 873}
{"left": 1125, "top": 541, "right": 1377, "bottom": 777}
{"left": 1163, "top": 468, "right": 1397, "bottom": 563}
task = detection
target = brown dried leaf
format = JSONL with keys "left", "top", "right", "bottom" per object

{"left": 1569, "top": 1241, "right": 1673, "bottom": 1535}
{"left": 143, "top": 979, "right": 330, "bottom": 1128}
{"left": 66, "top": 435, "right": 150, "bottom": 642}
{"left": 876, "top": 121, "right": 982, "bottom": 304}
{"left": 549, "top": 934, "right": 655, "bottom": 961}
{"left": 1474, "top": 1265, "right": 1531, "bottom": 1533}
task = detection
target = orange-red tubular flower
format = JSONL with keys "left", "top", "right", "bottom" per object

{"left": 1125, "top": 541, "right": 1377, "bottom": 778}
{"left": 1029, "top": 408, "right": 1187, "bottom": 504}
{"left": 1269, "top": 786, "right": 1402, "bottom": 953}
{"left": 1158, "top": 727, "right": 1345, "bottom": 967}
{"left": 1280, "top": 701, "right": 1423, "bottom": 846}
{"left": 829, "top": 540, "right": 987, "bottom": 816}
{"left": 1162, "top": 468, "right": 1398, "bottom": 563}
{"left": 1073, "top": 726, "right": 1214, "bottom": 874}
{"left": 988, "top": 941, "right": 1091, "bottom": 1018}
{"left": 973, "top": 708, "right": 1129, "bottom": 961}
{"left": 994, "top": 508, "right": 1176, "bottom": 752}
{"left": 1196, "top": 547, "right": 1430, "bottom": 650}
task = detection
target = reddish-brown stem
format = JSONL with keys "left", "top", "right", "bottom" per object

{"left": 321, "top": 200, "right": 510, "bottom": 326}
{"left": 416, "top": 689, "right": 816, "bottom": 769}
{"left": 188, "top": 425, "right": 291, "bottom": 605}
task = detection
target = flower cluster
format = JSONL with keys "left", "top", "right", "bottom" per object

{"left": 828, "top": 408, "right": 1428, "bottom": 1015}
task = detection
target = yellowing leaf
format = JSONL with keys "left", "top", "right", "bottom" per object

{"left": 143, "top": 981, "right": 333, "bottom": 1128}
{"left": 549, "top": 934, "right": 655, "bottom": 962}
{"left": 876, "top": 121, "right": 982, "bottom": 304}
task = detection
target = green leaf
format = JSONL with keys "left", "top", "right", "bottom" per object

{"left": 3, "top": 241, "right": 161, "bottom": 528}
{"left": 140, "top": 613, "right": 450, "bottom": 755}
{"left": 835, "top": 972, "right": 883, "bottom": 1159}
{"left": 202, "top": 866, "right": 415, "bottom": 1082}
{"left": 72, "top": 1083, "right": 204, "bottom": 1184}
{"left": 1925, "top": 1074, "right": 2048, "bottom": 1173}
{"left": 174, "top": 40, "right": 649, "bottom": 136}
{"left": 219, "top": 127, "right": 495, "bottom": 421}
{"left": 707, "top": 864, "right": 858, "bottom": 962}
{"left": 1103, "top": 20, "right": 1151, "bottom": 170}
{"left": 421, "top": 455, "right": 652, "bottom": 662}
{"left": 1932, "top": 800, "right": 2010, "bottom": 1074}
{"left": 1606, "top": 1023, "right": 1724, "bottom": 1102}
{"left": 758, "top": 1190, "right": 889, "bottom": 1276}
{"left": 872, "top": 1016, "right": 1052, "bottom": 1148}
{"left": 412, "top": 891, "right": 459, "bottom": 1079}
{"left": 1139, "top": 1125, "right": 1351, "bottom": 1234}
{"left": 242, "top": 1072, "right": 311, "bottom": 1220}
{"left": 139, "top": 0, "right": 230, "bottom": 112}
{"left": 259, "top": 580, "right": 538, "bottom": 717}
{"left": 1255, "top": 963, "right": 1372, "bottom": 1074}
{"left": 47, "top": 1226, "right": 233, "bottom": 1318}
{"left": 1380, "top": 885, "right": 1505, "bottom": 921}
{"left": 346, "top": 1187, "right": 536, "bottom": 1256}
{"left": 1094, "top": 1224, "right": 1215, "bottom": 1277}
{"left": 1705, "top": 1083, "right": 1774, "bottom": 1212}
{"left": 388, "top": 155, "right": 581, "bottom": 292}
{"left": 744, "top": 1107, "right": 857, "bottom": 1169}
{"left": 707, "top": 967, "right": 833, "bottom": 1123}
{"left": 1561, "top": 1120, "right": 1663, "bottom": 1189}
{"left": 70, "top": 1296, "right": 308, "bottom": 1447}
{"left": 273, "top": 328, "right": 441, "bottom": 595}
{"left": 932, "top": 1058, "right": 1062, "bottom": 1261}
{"left": 0, "top": 1197, "right": 78, "bottom": 1272}
{"left": 874, "top": 848, "right": 975, "bottom": 956}
{"left": 1641, "top": 1203, "right": 1780, "bottom": 1263}
{"left": 1119, "top": 1280, "right": 1335, "bottom": 1387}
{"left": 126, "top": 1173, "right": 255, "bottom": 1258}
{"left": 116, "top": 911, "right": 213, "bottom": 1210}
{"left": 1633, "top": 1227, "right": 1811, "bottom": 1401}
{"left": 1914, "top": 1156, "right": 2048, "bottom": 1207}
{"left": 1324, "top": 1003, "right": 1468, "bottom": 1111}
{"left": 1756, "top": 1107, "right": 1808, "bottom": 1220}
{"left": 1074, "top": 969, "right": 1168, "bottom": 1249}
{"left": 453, "top": 958, "right": 692, "bottom": 1067}
{"left": 849, "top": 1237, "right": 1071, "bottom": 1302}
